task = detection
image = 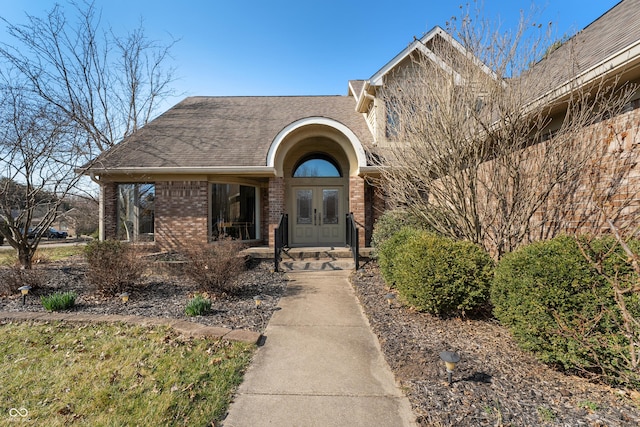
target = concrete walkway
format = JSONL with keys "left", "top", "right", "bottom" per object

{"left": 222, "top": 270, "right": 415, "bottom": 427}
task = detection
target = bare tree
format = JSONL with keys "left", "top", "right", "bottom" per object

{"left": 0, "top": 82, "right": 85, "bottom": 268}
{"left": 0, "top": 1, "right": 176, "bottom": 267}
{"left": 0, "top": 1, "right": 177, "bottom": 154}
{"left": 374, "top": 7, "right": 635, "bottom": 259}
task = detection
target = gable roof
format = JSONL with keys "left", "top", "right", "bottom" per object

{"left": 91, "top": 96, "right": 373, "bottom": 175}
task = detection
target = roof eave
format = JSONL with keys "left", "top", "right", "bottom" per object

{"left": 83, "top": 166, "right": 277, "bottom": 177}
{"left": 528, "top": 40, "right": 640, "bottom": 110}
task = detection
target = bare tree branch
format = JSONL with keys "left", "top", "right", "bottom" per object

{"left": 373, "top": 5, "right": 636, "bottom": 259}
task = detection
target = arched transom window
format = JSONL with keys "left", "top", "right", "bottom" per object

{"left": 292, "top": 154, "right": 342, "bottom": 177}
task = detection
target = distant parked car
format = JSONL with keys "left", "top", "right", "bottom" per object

{"left": 21, "top": 227, "right": 36, "bottom": 239}
{"left": 45, "top": 227, "right": 68, "bottom": 239}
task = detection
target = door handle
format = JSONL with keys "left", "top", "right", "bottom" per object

{"left": 314, "top": 209, "right": 317, "bottom": 226}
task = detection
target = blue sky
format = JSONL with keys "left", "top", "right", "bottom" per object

{"left": 0, "top": 0, "right": 623, "bottom": 109}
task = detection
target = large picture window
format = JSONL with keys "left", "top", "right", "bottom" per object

{"left": 117, "top": 183, "right": 155, "bottom": 242}
{"left": 212, "top": 183, "right": 257, "bottom": 241}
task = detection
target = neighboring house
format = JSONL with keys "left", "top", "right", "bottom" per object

{"left": 87, "top": 0, "right": 640, "bottom": 252}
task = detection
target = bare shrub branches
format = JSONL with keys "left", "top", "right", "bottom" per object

{"left": 374, "top": 6, "right": 636, "bottom": 258}
{"left": 182, "top": 240, "right": 247, "bottom": 296}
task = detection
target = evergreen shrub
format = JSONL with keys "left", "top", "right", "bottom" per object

{"left": 371, "top": 209, "right": 427, "bottom": 250}
{"left": 383, "top": 230, "right": 493, "bottom": 316}
{"left": 377, "top": 226, "right": 421, "bottom": 288}
{"left": 491, "top": 235, "right": 640, "bottom": 386}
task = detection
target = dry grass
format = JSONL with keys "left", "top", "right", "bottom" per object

{"left": 0, "top": 321, "right": 254, "bottom": 425}
{"left": 0, "top": 245, "right": 85, "bottom": 266}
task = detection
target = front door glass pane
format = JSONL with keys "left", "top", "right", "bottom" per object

{"left": 323, "top": 189, "right": 339, "bottom": 225}
{"left": 296, "top": 189, "right": 313, "bottom": 224}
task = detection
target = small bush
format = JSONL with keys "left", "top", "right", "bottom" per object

{"left": 377, "top": 226, "right": 422, "bottom": 287}
{"left": 185, "top": 294, "right": 212, "bottom": 317}
{"left": 84, "top": 240, "right": 143, "bottom": 296}
{"left": 0, "top": 266, "right": 44, "bottom": 296}
{"left": 183, "top": 240, "right": 246, "bottom": 295}
{"left": 41, "top": 291, "right": 77, "bottom": 311}
{"left": 492, "top": 235, "right": 640, "bottom": 386}
{"left": 382, "top": 230, "right": 493, "bottom": 316}
{"left": 371, "top": 209, "right": 427, "bottom": 251}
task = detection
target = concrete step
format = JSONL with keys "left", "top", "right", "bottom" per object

{"left": 242, "top": 246, "right": 371, "bottom": 271}
{"left": 242, "top": 246, "right": 372, "bottom": 260}
{"left": 279, "top": 259, "right": 356, "bottom": 271}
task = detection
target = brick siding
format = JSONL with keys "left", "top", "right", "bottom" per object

{"left": 349, "top": 176, "right": 366, "bottom": 247}
{"left": 102, "top": 182, "right": 118, "bottom": 240}
{"left": 268, "top": 177, "right": 285, "bottom": 248}
{"left": 155, "top": 181, "right": 209, "bottom": 251}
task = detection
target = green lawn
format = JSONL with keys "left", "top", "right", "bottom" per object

{"left": 0, "top": 321, "right": 254, "bottom": 426}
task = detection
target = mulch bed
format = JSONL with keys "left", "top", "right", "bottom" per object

{"left": 350, "top": 262, "right": 640, "bottom": 427}
{"left": 5, "top": 256, "right": 640, "bottom": 425}
{"left": 0, "top": 256, "right": 288, "bottom": 333}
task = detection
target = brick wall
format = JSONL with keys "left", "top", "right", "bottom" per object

{"left": 371, "top": 106, "right": 640, "bottom": 255}
{"left": 268, "top": 177, "right": 285, "bottom": 248}
{"left": 260, "top": 185, "right": 269, "bottom": 245}
{"left": 155, "top": 181, "right": 209, "bottom": 251}
{"left": 102, "top": 182, "right": 118, "bottom": 240}
{"left": 349, "top": 176, "right": 366, "bottom": 247}
{"left": 365, "top": 181, "right": 386, "bottom": 246}
{"left": 532, "top": 107, "right": 640, "bottom": 240}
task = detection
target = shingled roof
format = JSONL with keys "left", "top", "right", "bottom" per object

{"left": 526, "top": 0, "right": 640, "bottom": 99}
{"left": 92, "top": 96, "right": 372, "bottom": 172}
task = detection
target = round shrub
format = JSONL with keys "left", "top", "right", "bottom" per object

{"left": 391, "top": 231, "right": 494, "bottom": 316}
{"left": 492, "top": 235, "right": 640, "bottom": 385}
{"left": 377, "top": 226, "right": 421, "bottom": 288}
{"left": 371, "top": 209, "right": 427, "bottom": 251}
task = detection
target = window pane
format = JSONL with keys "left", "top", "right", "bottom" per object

{"left": 212, "top": 183, "right": 256, "bottom": 241}
{"left": 293, "top": 158, "right": 341, "bottom": 177}
{"left": 117, "top": 183, "right": 155, "bottom": 242}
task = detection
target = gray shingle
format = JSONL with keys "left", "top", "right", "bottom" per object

{"left": 94, "top": 96, "right": 372, "bottom": 170}
{"left": 528, "top": 0, "right": 640, "bottom": 96}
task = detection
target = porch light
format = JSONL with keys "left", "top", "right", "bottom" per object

{"left": 253, "top": 295, "right": 263, "bottom": 308}
{"left": 119, "top": 292, "right": 130, "bottom": 303}
{"left": 439, "top": 351, "right": 461, "bottom": 385}
{"left": 385, "top": 293, "right": 396, "bottom": 308}
{"left": 18, "top": 286, "right": 31, "bottom": 306}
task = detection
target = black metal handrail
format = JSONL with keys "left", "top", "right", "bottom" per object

{"left": 346, "top": 212, "right": 360, "bottom": 270}
{"left": 274, "top": 213, "right": 288, "bottom": 272}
